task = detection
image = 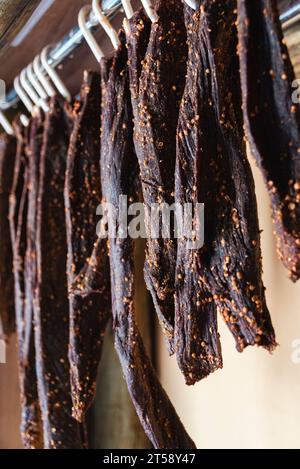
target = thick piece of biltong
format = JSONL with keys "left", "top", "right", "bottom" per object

{"left": 237, "top": 0, "right": 300, "bottom": 281}
{"left": 34, "top": 97, "right": 82, "bottom": 449}
{"left": 9, "top": 118, "right": 43, "bottom": 449}
{"left": 101, "top": 31, "right": 195, "bottom": 449}
{"left": 127, "top": 0, "right": 187, "bottom": 353}
{"left": 65, "top": 71, "right": 110, "bottom": 422}
{"left": 175, "top": 1, "right": 276, "bottom": 385}
{"left": 0, "top": 132, "right": 16, "bottom": 336}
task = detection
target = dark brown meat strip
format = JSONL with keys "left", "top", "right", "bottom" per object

{"left": 175, "top": 1, "right": 276, "bottom": 385}
{"left": 65, "top": 71, "right": 110, "bottom": 422}
{"left": 126, "top": 2, "right": 187, "bottom": 353}
{"left": 101, "top": 31, "right": 195, "bottom": 450}
{"left": 34, "top": 97, "right": 82, "bottom": 449}
{"left": 23, "top": 111, "right": 45, "bottom": 445}
{"left": 9, "top": 118, "right": 43, "bottom": 448}
{"left": 237, "top": 0, "right": 300, "bottom": 282}
{"left": 0, "top": 132, "right": 16, "bottom": 336}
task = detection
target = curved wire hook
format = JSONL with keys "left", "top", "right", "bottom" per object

{"left": 27, "top": 63, "right": 48, "bottom": 101}
{"left": 78, "top": 5, "right": 104, "bottom": 63}
{"left": 184, "top": 0, "right": 198, "bottom": 10}
{"left": 121, "top": 0, "right": 158, "bottom": 24}
{"left": 121, "top": 0, "right": 134, "bottom": 19}
{"left": 140, "top": 0, "right": 158, "bottom": 23}
{"left": 14, "top": 76, "right": 34, "bottom": 113}
{"left": 92, "top": 0, "right": 120, "bottom": 50}
{"left": 0, "top": 111, "right": 14, "bottom": 135}
{"left": 20, "top": 114, "right": 30, "bottom": 127}
{"left": 33, "top": 55, "right": 55, "bottom": 98}
{"left": 20, "top": 69, "right": 42, "bottom": 108}
{"left": 26, "top": 64, "right": 49, "bottom": 112}
{"left": 41, "top": 46, "right": 71, "bottom": 101}
{"left": 121, "top": 0, "right": 134, "bottom": 34}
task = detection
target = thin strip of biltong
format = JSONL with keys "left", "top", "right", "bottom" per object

{"left": 23, "top": 109, "right": 44, "bottom": 378}
{"left": 34, "top": 97, "right": 82, "bottom": 449}
{"left": 0, "top": 132, "right": 16, "bottom": 336}
{"left": 64, "top": 71, "right": 110, "bottom": 422}
{"left": 175, "top": 1, "right": 276, "bottom": 385}
{"left": 9, "top": 118, "right": 43, "bottom": 448}
{"left": 66, "top": 59, "right": 113, "bottom": 428}
{"left": 101, "top": 31, "right": 195, "bottom": 450}
{"left": 237, "top": 0, "right": 300, "bottom": 282}
{"left": 126, "top": 1, "right": 187, "bottom": 354}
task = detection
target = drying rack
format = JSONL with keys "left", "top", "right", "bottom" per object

{"left": 1, "top": 0, "right": 300, "bottom": 114}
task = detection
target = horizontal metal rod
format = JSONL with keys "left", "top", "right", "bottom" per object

{"left": 1, "top": 0, "right": 300, "bottom": 113}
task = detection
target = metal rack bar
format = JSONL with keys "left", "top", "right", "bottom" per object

{"left": 1, "top": 0, "right": 300, "bottom": 112}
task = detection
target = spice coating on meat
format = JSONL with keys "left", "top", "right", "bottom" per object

{"left": 9, "top": 118, "right": 43, "bottom": 448}
{"left": 127, "top": 1, "right": 187, "bottom": 353}
{"left": 0, "top": 133, "right": 16, "bottom": 336}
{"left": 65, "top": 71, "right": 110, "bottom": 422}
{"left": 67, "top": 58, "right": 113, "bottom": 426}
{"left": 175, "top": 2, "right": 276, "bottom": 385}
{"left": 237, "top": 0, "right": 300, "bottom": 281}
{"left": 101, "top": 31, "right": 195, "bottom": 449}
{"left": 34, "top": 97, "right": 82, "bottom": 449}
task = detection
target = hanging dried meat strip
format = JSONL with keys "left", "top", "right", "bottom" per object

{"left": 34, "top": 97, "right": 82, "bottom": 449}
{"left": 23, "top": 111, "right": 45, "bottom": 446}
{"left": 65, "top": 71, "right": 110, "bottom": 422}
{"left": 101, "top": 31, "right": 195, "bottom": 450}
{"left": 126, "top": 0, "right": 187, "bottom": 353}
{"left": 0, "top": 132, "right": 16, "bottom": 336}
{"left": 9, "top": 118, "right": 43, "bottom": 449}
{"left": 175, "top": 1, "right": 276, "bottom": 385}
{"left": 237, "top": 0, "right": 300, "bottom": 281}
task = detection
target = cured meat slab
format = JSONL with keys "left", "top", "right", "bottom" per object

{"left": 0, "top": 132, "right": 16, "bottom": 336}
{"left": 65, "top": 71, "right": 110, "bottom": 422}
{"left": 9, "top": 117, "right": 43, "bottom": 448}
{"left": 237, "top": 0, "right": 300, "bottom": 281}
{"left": 175, "top": 1, "right": 276, "bottom": 385}
{"left": 34, "top": 97, "right": 82, "bottom": 449}
{"left": 127, "top": 0, "right": 188, "bottom": 353}
{"left": 101, "top": 30, "right": 195, "bottom": 449}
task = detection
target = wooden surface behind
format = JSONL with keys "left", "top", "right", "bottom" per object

{"left": 0, "top": 0, "right": 41, "bottom": 48}
{"left": 0, "top": 335, "right": 22, "bottom": 449}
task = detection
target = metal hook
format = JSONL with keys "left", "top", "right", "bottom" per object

{"left": 27, "top": 63, "right": 48, "bottom": 101}
{"left": 33, "top": 55, "right": 55, "bottom": 98}
{"left": 14, "top": 76, "right": 34, "bottom": 113}
{"left": 78, "top": 5, "right": 105, "bottom": 63}
{"left": 121, "top": 0, "right": 134, "bottom": 34}
{"left": 41, "top": 46, "right": 71, "bottom": 101}
{"left": 92, "top": 0, "right": 120, "bottom": 50}
{"left": 121, "top": 0, "right": 158, "bottom": 24}
{"left": 184, "top": 0, "right": 198, "bottom": 10}
{"left": 0, "top": 111, "right": 14, "bottom": 135}
{"left": 20, "top": 114, "right": 30, "bottom": 127}
{"left": 20, "top": 68, "right": 43, "bottom": 110}
{"left": 121, "top": 0, "right": 134, "bottom": 19}
{"left": 26, "top": 64, "right": 49, "bottom": 112}
{"left": 78, "top": 5, "right": 104, "bottom": 63}
{"left": 140, "top": 0, "right": 158, "bottom": 23}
